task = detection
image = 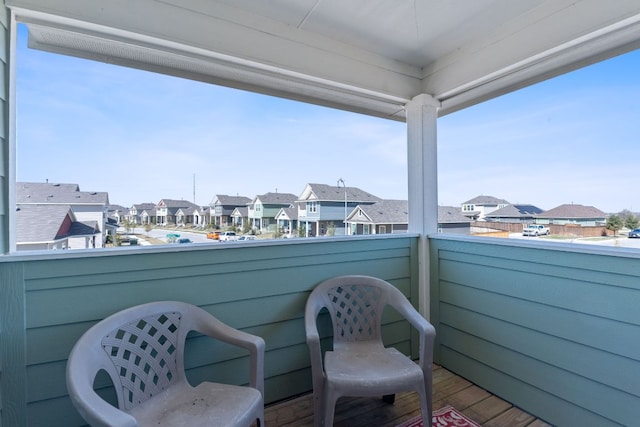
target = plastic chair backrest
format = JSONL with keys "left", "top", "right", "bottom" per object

{"left": 101, "top": 311, "right": 183, "bottom": 410}
{"left": 315, "top": 277, "right": 391, "bottom": 348}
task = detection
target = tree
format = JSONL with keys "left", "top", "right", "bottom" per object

{"left": 606, "top": 215, "right": 623, "bottom": 236}
{"left": 327, "top": 222, "right": 336, "bottom": 236}
{"left": 619, "top": 209, "right": 639, "bottom": 229}
{"left": 121, "top": 219, "right": 134, "bottom": 234}
{"left": 144, "top": 223, "right": 152, "bottom": 235}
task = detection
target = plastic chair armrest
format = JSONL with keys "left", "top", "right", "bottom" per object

{"left": 191, "top": 307, "right": 266, "bottom": 394}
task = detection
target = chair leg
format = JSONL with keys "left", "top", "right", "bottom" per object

{"left": 382, "top": 394, "right": 396, "bottom": 404}
{"left": 313, "top": 392, "right": 323, "bottom": 427}
{"left": 416, "top": 383, "right": 430, "bottom": 427}
{"left": 323, "top": 388, "right": 338, "bottom": 427}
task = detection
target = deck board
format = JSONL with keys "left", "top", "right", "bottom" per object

{"left": 265, "top": 365, "right": 550, "bottom": 426}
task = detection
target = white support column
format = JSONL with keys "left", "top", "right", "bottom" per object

{"left": 406, "top": 94, "right": 440, "bottom": 321}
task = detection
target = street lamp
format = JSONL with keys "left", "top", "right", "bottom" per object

{"left": 337, "top": 178, "right": 347, "bottom": 235}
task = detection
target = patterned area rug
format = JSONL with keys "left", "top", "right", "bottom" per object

{"left": 396, "top": 405, "right": 481, "bottom": 427}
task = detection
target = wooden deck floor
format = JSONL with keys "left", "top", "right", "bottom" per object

{"left": 265, "top": 365, "right": 552, "bottom": 427}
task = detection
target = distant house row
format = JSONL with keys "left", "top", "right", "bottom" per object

{"left": 113, "top": 183, "right": 475, "bottom": 238}
{"left": 460, "top": 195, "right": 608, "bottom": 226}
{"left": 15, "top": 182, "right": 611, "bottom": 252}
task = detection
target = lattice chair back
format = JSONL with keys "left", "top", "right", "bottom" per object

{"left": 101, "top": 311, "right": 183, "bottom": 410}
{"left": 321, "top": 278, "right": 388, "bottom": 346}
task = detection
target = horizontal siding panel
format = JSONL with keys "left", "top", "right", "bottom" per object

{"left": 23, "top": 246, "right": 410, "bottom": 290}
{"left": 441, "top": 347, "right": 619, "bottom": 427}
{"left": 27, "top": 396, "right": 85, "bottom": 427}
{"left": 440, "top": 302, "right": 640, "bottom": 396}
{"left": 22, "top": 238, "right": 412, "bottom": 282}
{"left": 438, "top": 257, "right": 640, "bottom": 325}
{"left": 26, "top": 256, "right": 411, "bottom": 328}
{"left": 439, "top": 282, "right": 640, "bottom": 361}
{"left": 438, "top": 243, "right": 640, "bottom": 288}
{"left": 441, "top": 327, "right": 636, "bottom": 426}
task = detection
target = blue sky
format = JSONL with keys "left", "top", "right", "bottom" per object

{"left": 16, "top": 24, "right": 640, "bottom": 213}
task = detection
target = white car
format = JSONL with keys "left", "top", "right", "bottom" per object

{"left": 522, "top": 224, "right": 550, "bottom": 236}
{"left": 237, "top": 235, "right": 256, "bottom": 241}
{"left": 218, "top": 231, "right": 238, "bottom": 241}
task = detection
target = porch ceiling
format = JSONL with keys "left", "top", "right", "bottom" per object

{"left": 8, "top": 0, "right": 640, "bottom": 119}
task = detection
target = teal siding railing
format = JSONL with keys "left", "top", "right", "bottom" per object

{"left": 0, "top": 235, "right": 419, "bottom": 427}
{"left": 5, "top": 232, "right": 640, "bottom": 426}
{"left": 430, "top": 234, "right": 640, "bottom": 427}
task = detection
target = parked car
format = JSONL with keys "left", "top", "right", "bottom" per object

{"left": 237, "top": 235, "right": 256, "bottom": 241}
{"left": 628, "top": 228, "right": 640, "bottom": 238}
{"left": 522, "top": 224, "right": 550, "bottom": 236}
{"left": 218, "top": 231, "right": 238, "bottom": 241}
{"left": 177, "top": 238, "right": 192, "bottom": 244}
{"left": 206, "top": 230, "right": 218, "bottom": 239}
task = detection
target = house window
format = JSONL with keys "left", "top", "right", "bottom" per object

{"left": 308, "top": 202, "right": 318, "bottom": 213}
{"left": 363, "top": 224, "right": 370, "bottom": 235}
{"left": 379, "top": 225, "right": 386, "bottom": 234}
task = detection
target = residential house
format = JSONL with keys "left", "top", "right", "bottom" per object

{"left": 106, "top": 204, "right": 127, "bottom": 224}
{"left": 155, "top": 199, "right": 199, "bottom": 226}
{"left": 210, "top": 195, "right": 252, "bottom": 228}
{"left": 2, "top": 3, "right": 639, "bottom": 427}
{"left": 484, "top": 204, "right": 545, "bottom": 223}
{"left": 230, "top": 206, "right": 249, "bottom": 230}
{"left": 16, "top": 182, "right": 109, "bottom": 248}
{"left": 297, "top": 183, "right": 380, "bottom": 236}
{"left": 15, "top": 204, "right": 101, "bottom": 251}
{"left": 345, "top": 201, "right": 472, "bottom": 235}
{"left": 346, "top": 199, "right": 409, "bottom": 235}
{"left": 193, "top": 206, "right": 210, "bottom": 228}
{"left": 138, "top": 207, "right": 156, "bottom": 225}
{"left": 248, "top": 192, "right": 297, "bottom": 233}
{"left": 175, "top": 205, "right": 197, "bottom": 227}
{"left": 437, "top": 206, "right": 473, "bottom": 234}
{"left": 274, "top": 207, "right": 298, "bottom": 237}
{"left": 128, "top": 203, "right": 156, "bottom": 224}
{"left": 461, "top": 195, "right": 510, "bottom": 220}
{"left": 535, "top": 203, "right": 607, "bottom": 226}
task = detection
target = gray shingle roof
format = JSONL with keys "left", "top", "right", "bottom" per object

{"left": 157, "top": 199, "right": 198, "bottom": 209}
{"left": 356, "top": 200, "right": 408, "bottom": 223}
{"left": 304, "top": 183, "right": 381, "bottom": 203}
{"left": 133, "top": 203, "right": 156, "bottom": 211}
{"left": 438, "top": 206, "right": 473, "bottom": 224}
{"left": 255, "top": 192, "right": 297, "bottom": 205}
{"left": 351, "top": 201, "right": 471, "bottom": 224}
{"left": 16, "top": 205, "right": 72, "bottom": 242}
{"left": 536, "top": 204, "right": 606, "bottom": 219}
{"left": 17, "top": 182, "right": 109, "bottom": 205}
{"left": 176, "top": 206, "right": 197, "bottom": 215}
{"left": 485, "top": 204, "right": 544, "bottom": 218}
{"left": 231, "top": 207, "right": 248, "bottom": 217}
{"left": 213, "top": 195, "right": 252, "bottom": 206}
{"left": 16, "top": 205, "right": 99, "bottom": 243}
{"left": 276, "top": 207, "right": 298, "bottom": 220}
{"left": 462, "top": 195, "right": 510, "bottom": 205}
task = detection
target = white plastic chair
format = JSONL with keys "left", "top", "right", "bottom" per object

{"left": 66, "top": 301, "right": 265, "bottom": 427}
{"left": 305, "top": 275, "right": 436, "bottom": 426}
